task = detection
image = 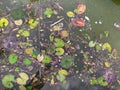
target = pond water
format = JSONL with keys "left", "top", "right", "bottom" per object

{"left": 0, "top": 0, "right": 120, "bottom": 90}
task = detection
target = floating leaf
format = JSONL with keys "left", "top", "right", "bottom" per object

{"left": 58, "top": 69, "right": 68, "bottom": 76}
{"left": 60, "top": 30, "right": 69, "bottom": 38}
{"left": 19, "top": 85, "right": 26, "bottom": 90}
{"left": 23, "top": 58, "right": 32, "bottom": 66}
{"left": 66, "top": 11, "right": 74, "bottom": 17}
{"left": 0, "top": 18, "right": 9, "bottom": 27}
{"left": 104, "top": 61, "right": 111, "bottom": 67}
{"left": 15, "top": 67, "right": 19, "bottom": 72}
{"left": 54, "top": 38, "right": 65, "bottom": 48}
{"left": 55, "top": 48, "right": 64, "bottom": 56}
{"left": 21, "top": 42, "right": 32, "bottom": 46}
{"left": 44, "top": 8, "right": 53, "bottom": 16}
{"left": 90, "top": 79, "right": 97, "bottom": 85}
{"left": 8, "top": 54, "right": 18, "bottom": 64}
{"left": 56, "top": 74, "right": 66, "bottom": 83}
{"left": 73, "top": 9, "right": 78, "bottom": 13}
{"left": 2, "top": 74, "right": 15, "bottom": 88}
{"left": 42, "top": 55, "right": 52, "bottom": 64}
{"left": 32, "top": 50, "right": 39, "bottom": 58}
{"left": 25, "top": 48, "right": 33, "bottom": 56}
{"left": 49, "top": 35, "right": 54, "bottom": 42}
{"left": 14, "top": 19, "right": 23, "bottom": 26}
{"left": 28, "top": 19, "right": 38, "bottom": 29}
{"left": 102, "top": 43, "right": 112, "bottom": 52}
{"left": 89, "top": 41, "right": 96, "bottom": 47}
{"left": 95, "top": 44, "right": 101, "bottom": 51}
{"left": 22, "top": 31, "right": 30, "bottom": 37}
{"left": 60, "top": 55, "right": 74, "bottom": 69}
{"left": 83, "top": 52, "right": 89, "bottom": 61}
{"left": 11, "top": 9, "right": 24, "bottom": 19}
{"left": 37, "top": 54, "right": 44, "bottom": 62}
{"left": 16, "top": 72, "right": 29, "bottom": 85}
{"left": 77, "top": 4, "right": 86, "bottom": 15}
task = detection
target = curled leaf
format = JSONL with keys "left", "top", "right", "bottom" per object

{"left": 42, "top": 55, "right": 52, "bottom": 64}
{"left": 16, "top": 72, "right": 29, "bottom": 85}
{"left": 55, "top": 48, "right": 64, "bottom": 56}
{"left": 66, "top": 11, "right": 74, "bottom": 17}
{"left": 89, "top": 41, "right": 96, "bottom": 47}
{"left": 58, "top": 69, "right": 68, "bottom": 76}
{"left": 0, "top": 18, "right": 9, "bottom": 27}
{"left": 54, "top": 38, "right": 65, "bottom": 48}
{"left": 102, "top": 43, "right": 112, "bottom": 52}
{"left": 2, "top": 74, "right": 15, "bottom": 88}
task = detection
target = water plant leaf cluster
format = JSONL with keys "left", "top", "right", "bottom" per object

{"left": 0, "top": 0, "right": 120, "bottom": 90}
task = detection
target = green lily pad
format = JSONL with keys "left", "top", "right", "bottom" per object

{"left": 90, "top": 79, "right": 97, "bottom": 85}
{"left": 42, "top": 55, "right": 52, "bottom": 64}
{"left": 16, "top": 72, "right": 29, "bottom": 85}
{"left": 8, "top": 54, "right": 18, "bottom": 64}
{"left": 23, "top": 58, "right": 32, "bottom": 66}
{"left": 22, "top": 30, "right": 30, "bottom": 37}
{"left": 95, "top": 44, "right": 101, "bottom": 51}
{"left": 0, "top": 18, "right": 9, "bottom": 27}
{"left": 55, "top": 48, "right": 64, "bottom": 56}
{"left": 60, "top": 55, "right": 74, "bottom": 69}
{"left": 28, "top": 19, "right": 38, "bottom": 29}
{"left": 44, "top": 8, "right": 53, "bottom": 16}
{"left": 102, "top": 42, "right": 112, "bottom": 52}
{"left": 54, "top": 38, "right": 65, "bottom": 48}
{"left": 89, "top": 41, "right": 96, "bottom": 47}
{"left": 2, "top": 74, "right": 15, "bottom": 88}
{"left": 11, "top": 9, "right": 24, "bottom": 19}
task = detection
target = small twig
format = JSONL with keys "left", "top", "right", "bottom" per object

{"left": 50, "top": 18, "right": 64, "bottom": 27}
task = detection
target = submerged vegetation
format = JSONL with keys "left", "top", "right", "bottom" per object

{"left": 0, "top": 0, "right": 120, "bottom": 90}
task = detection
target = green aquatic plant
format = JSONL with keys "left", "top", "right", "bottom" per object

{"left": 0, "top": 18, "right": 9, "bottom": 27}
{"left": 23, "top": 58, "right": 32, "bottom": 66}
{"left": 2, "top": 74, "right": 15, "bottom": 88}
{"left": 89, "top": 41, "right": 96, "bottom": 48}
{"left": 28, "top": 19, "right": 38, "bottom": 29}
{"left": 60, "top": 55, "right": 74, "bottom": 69}
{"left": 8, "top": 54, "right": 18, "bottom": 64}
{"left": 16, "top": 72, "right": 29, "bottom": 85}
{"left": 55, "top": 47, "right": 64, "bottom": 56}
{"left": 11, "top": 9, "right": 24, "bottom": 19}
{"left": 44, "top": 8, "right": 53, "bottom": 17}
{"left": 42, "top": 55, "right": 52, "bottom": 64}
{"left": 102, "top": 42, "right": 112, "bottom": 52}
{"left": 54, "top": 38, "right": 65, "bottom": 48}
{"left": 18, "top": 29, "right": 30, "bottom": 37}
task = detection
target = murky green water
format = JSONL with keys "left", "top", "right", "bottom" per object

{"left": 85, "top": 0, "right": 120, "bottom": 51}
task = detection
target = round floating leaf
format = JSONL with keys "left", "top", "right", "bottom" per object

{"left": 19, "top": 85, "right": 26, "bottom": 90}
{"left": 23, "top": 58, "right": 32, "bottom": 66}
{"left": 2, "top": 74, "right": 15, "bottom": 88}
{"left": 8, "top": 54, "right": 18, "bottom": 64}
{"left": 90, "top": 79, "right": 97, "bottom": 85}
{"left": 28, "top": 19, "right": 38, "bottom": 29}
{"left": 42, "top": 55, "right": 52, "bottom": 64}
{"left": 44, "top": 8, "right": 53, "bottom": 16}
{"left": 66, "top": 11, "right": 74, "bottom": 17}
{"left": 102, "top": 43, "right": 112, "bottom": 52}
{"left": 58, "top": 69, "right": 68, "bottom": 76}
{"left": 25, "top": 48, "right": 33, "bottom": 56}
{"left": 22, "top": 31, "right": 30, "bottom": 37}
{"left": 11, "top": 9, "right": 24, "bottom": 19}
{"left": 14, "top": 19, "right": 23, "bottom": 26}
{"left": 104, "top": 61, "right": 111, "bottom": 67}
{"left": 60, "top": 55, "right": 74, "bottom": 69}
{"left": 95, "top": 44, "right": 101, "bottom": 51}
{"left": 60, "top": 30, "right": 69, "bottom": 38}
{"left": 55, "top": 48, "right": 64, "bottom": 56}
{"left": 0, "top": 18, "right": 9, "bottom": 27}
{"left": 16, "top": 72, "right": 29, "bottom": 85}
{"left": 89, "top": 41, "right": 96, "bottom": 47}
{"left": 54, "top": 38, "right": 65, "bottom": 48}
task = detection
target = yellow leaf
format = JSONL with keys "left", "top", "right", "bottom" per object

{"left": 104, "top": 61, "right": 110, "bottom": 67}
{"left": 66, "top": 11, "right": 74, "bottom": 17}
{"left": 58, "top": 69, "right": 68, "bottom": 76}
{"left": 19, "top": 85, "right": 26, "bottom": 90}
{"left": 25, "top": 48, "right": 33, "bottom": 56}
{"left": 37, "top": 54, "right": 44, "bottom": 62}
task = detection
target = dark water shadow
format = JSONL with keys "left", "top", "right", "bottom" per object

{"left": 112, "top": 0, "right": 120, "bottom": 5}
